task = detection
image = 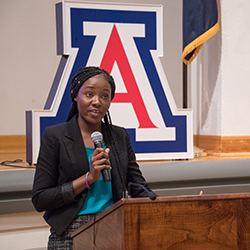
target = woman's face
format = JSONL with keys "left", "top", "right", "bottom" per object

{"left": 74, "top": 74, "right": 112, "bottom": 128}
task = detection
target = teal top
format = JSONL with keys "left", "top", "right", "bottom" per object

{"left": 78, "top": 145, "right": 114, "bottom": 215}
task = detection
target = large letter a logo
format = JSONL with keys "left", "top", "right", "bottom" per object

{"left": 26, "top": 2, "right": 193, "bottom": 163}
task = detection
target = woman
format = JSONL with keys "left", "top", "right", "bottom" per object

{"left": 32, "top": 66, "right": 155, "bottom": 249}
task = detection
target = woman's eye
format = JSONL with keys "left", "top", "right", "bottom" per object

{"left": 86, "top": 92, "right": 93, "bottom": 97}
{"left": 102, "top": 94, "right": 109, "bottom": 99}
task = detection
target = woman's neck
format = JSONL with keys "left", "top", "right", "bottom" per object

{"left": 77, "top": 118, "right": 102, "bottom": 147}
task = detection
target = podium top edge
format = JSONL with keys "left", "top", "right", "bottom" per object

{"left": 122, "top": 193, "right": 250, "bottom": 204}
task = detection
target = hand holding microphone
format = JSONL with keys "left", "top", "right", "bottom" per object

{"left": 91, "top": 131, "right": 111, "bottom": 182}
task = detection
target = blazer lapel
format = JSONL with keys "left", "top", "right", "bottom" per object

{"left": 63, "top": 116, "right": 89, "bottom": 177}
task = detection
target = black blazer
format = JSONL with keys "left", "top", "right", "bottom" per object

{"left": 32, "top": 115, "right": 153, "bottom": 235}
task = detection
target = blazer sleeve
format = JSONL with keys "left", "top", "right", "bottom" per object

{"left": 32, "top": 126, "right": 76, "bottom": 212}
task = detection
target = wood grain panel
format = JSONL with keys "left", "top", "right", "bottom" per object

{"left": 95, "top": 206, "right": 124, "bottom": 250}
{"left": 73, "top": 224, "right": 93, "bottom": 250}
{"left": 1, "top": 134, "right": 250, "bottom": 164}
{"left": 0, "top": 135, "right": 26, "bottom": 162}
{"left": 237, "top": 199, "right": 250, "bottom": 249}
{"left": 72, "top": 195, "right": 250, "bottom": 250}
{"left": 138, "top": 200, "right": 238, "bottom": 250}
{"left": 123, "top": 204, "right": 140, "bottom": 250}
{"left": 0, "top": 135, "right": 26, "bottom": 152}
{"left": 194, "top": 135, "right": 250, "bottom": 155}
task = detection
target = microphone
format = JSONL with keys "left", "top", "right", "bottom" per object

{"left": 91, "top": 131, "right": 111, "bottom": 182}
{"left": 128, "top": 182, "right": 157, "bottom": 200}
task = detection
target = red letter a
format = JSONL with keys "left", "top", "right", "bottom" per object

{"left": 100, "top": 25, "right": 156, "bottom": 129}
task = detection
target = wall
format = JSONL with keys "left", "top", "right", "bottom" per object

{"left": 0, "top": 212, "right": 50, "bottom": 250}
{"left": 0, "top": 0, "right": 182, "bottom": 136}
{"left": 1, "top": 1, "right": 250, "bottom": 140}
{"left": 0, "top": 0, "right": 60, "bottom": 135}
{"left": 221, "top": 0, "right": 250, "bottom": 136}
{"left": 189, "top": 0, "right": 250, "bottom": 137}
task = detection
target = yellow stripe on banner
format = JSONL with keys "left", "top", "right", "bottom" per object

{"left": 182, "top": 22, "right": 219, "bottom": 65}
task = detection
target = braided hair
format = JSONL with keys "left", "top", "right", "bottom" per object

{"left": 66, "top": 66, "right": 127, "bottom": 192}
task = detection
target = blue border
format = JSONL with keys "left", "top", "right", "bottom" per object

{"left": 40, "top": 7, "right": 187, "bottom": 153}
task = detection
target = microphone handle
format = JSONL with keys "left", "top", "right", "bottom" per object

{"left": 101, "top": 169, "right": 111, "bottom": 182}
{"left": 94, "top": 142, "right": 111, "bottom": 182}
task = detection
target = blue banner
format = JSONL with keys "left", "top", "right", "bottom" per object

{"left": 183, "top": 0, "right": 219, "bottom": 64}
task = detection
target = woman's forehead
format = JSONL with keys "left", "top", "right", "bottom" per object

{"left": 81, "top": 75, "right": 111, "bottom": 91}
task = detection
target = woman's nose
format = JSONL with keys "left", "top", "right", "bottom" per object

{"left": 92, "top": 95, "right": 101, "bottom": 105}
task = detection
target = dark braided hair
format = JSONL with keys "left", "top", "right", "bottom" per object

{"left": 66, "top": 66, "right": 127, "bottom": 193}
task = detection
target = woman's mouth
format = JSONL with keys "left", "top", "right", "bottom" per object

{"left": 90, "top": 110, "right": 100, "bottom": 117}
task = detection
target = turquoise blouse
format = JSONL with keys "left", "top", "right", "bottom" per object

{"left": 78, "top": 145, "right": 114, "bottom": 215}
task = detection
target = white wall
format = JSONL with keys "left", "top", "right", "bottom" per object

{"left": 0, "top": 0, "right": 182, "bottom": 135}
{"left": 221, "top": 0, "right": 250, "bottom": 136}
{"left": 0, "top": 212, "right": 50, "bottom": 250}
{"left": 0, "top": 0, "right": 59, "bottom": 135}
{"left": 189, "top": 0, "right": 250, "bottom": 136}
{"left": 2, "top": 1, "right": 249, "bottom": 137}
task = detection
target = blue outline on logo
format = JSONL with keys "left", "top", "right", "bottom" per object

{"left": 26, "top": 2, "right": 193, "bottom": 163}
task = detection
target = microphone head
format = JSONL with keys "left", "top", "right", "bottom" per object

{"left": 91, "top": 131, "right": 103, "bottom": 143}
{"left": 148, "top": 192, "right": 157, "bottom": 200}
{"left": 128, "top": 182, "right": 157, "bottom": 201}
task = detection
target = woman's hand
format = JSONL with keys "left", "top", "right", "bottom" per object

{"left": 88, "top": 148, "right": 111, "bottom": 184}
{"left": 72, "top": 148, "right": 111, "bottom": 197}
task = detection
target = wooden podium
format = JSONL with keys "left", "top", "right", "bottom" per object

{"left": 71, "top": 193, "right": 250, "bottom": 250}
